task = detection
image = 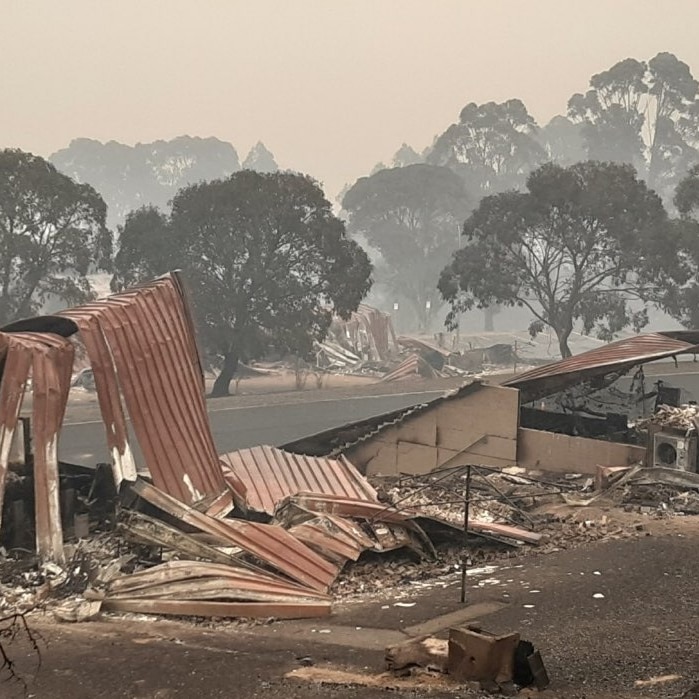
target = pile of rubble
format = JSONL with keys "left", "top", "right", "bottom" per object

{"left": 315, "top": 314, "right": 522, "bottom": 383}
{"left": 2, "top": 273, "right": 698, "bottom": 633}
{"left": 636, "top": 403, "right": 699, "bottom": 431}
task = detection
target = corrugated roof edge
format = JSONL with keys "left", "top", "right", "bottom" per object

{"left": 504, "top": 331, "right": 699, "bottom": 402}
{"left": 282, "top": 380, "right": 487, "bottom": 458}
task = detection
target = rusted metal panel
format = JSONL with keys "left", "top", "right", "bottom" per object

{"left": 289, "top": 520, "right": 366, "bottom": 563}
{"left": 381, "top": 353, "right": 438, "bottom": 383}
{"left": 106, "top": 560, "right": 331, "bottom": 603}
{"left": 281, "top": 493, "right": 541, "bottom": 546}
{"left": 101, "top": 599, "right": 331, "bottom": 619}
{"left": 61, "top": 275, "right": 230, "bottom": 507}
{"left": 0, "top": 337, "right": 32, "bottom": 532}
{"left": 220, "top": 445, "right": 377, "bottom": 516}
{"left": 5, "top": 332, "right": 75, "bottom": 565}
{"left": 505, "top": 332, "right": 699, "bottom": 401}
{"left": 0, "top": 273, "right": 231, "bottom": 561}
{"left": 61, "top": 312, "right": 136, "bottom": 487}
{"left": 132, "top": 479, "right": 339, "bottom": 592}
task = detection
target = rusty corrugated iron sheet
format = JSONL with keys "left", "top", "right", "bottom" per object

{"left": 61, "top": 273, "right": 230, "bottom": 508}
{"left": 380, "top": 353, "right": 439, "bottom": 383}
{"left": 132, "top": 479, "right": 339, "bottom": 592}
{"left": 330, "top": 303, "right": 397, "bottom": 361}
{"left": 105, "top": 560, "right": 331, "bottom": 604}
{"left": 0, "top": 335, "right": 31, "bottom": 533}
{"left": 220, "top": 445, "right": 378, "bottom": 516}
{"left": 505, "top": 332, "right": 699, "bottom": 402}
{"left": 0, "top": 332, "right": 75, "bottom": 564}
{"left": 0, "top": 272, "right": 231, "bottom": 564}
{"left": 29, "top": 332, "right": 74, "bottom": 565}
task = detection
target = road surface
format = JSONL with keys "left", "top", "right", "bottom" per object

{"left": 59, "top": 389, "right": 446, "bottom": 467}
{"left": 57, "top": 371, "right": 699, "bottom": 468}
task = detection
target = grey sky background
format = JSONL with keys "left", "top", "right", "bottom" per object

{"left": 3, "top": 0, "right": 699, "bottom": 199}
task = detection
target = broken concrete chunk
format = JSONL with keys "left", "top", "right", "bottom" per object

{"left": 53, "top": 598, "right": 102, "bottom": 623}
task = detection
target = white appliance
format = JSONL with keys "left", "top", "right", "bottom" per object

{"left": 652, "top": 431, "right": 698, "bottom": 471}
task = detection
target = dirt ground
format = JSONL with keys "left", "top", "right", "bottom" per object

{"left": 4, "top": 512, "right": 698, "bottom": 699}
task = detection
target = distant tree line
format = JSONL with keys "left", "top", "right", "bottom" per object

{"left": 343, "top": 52, "right": 699, "bottom": 347}
{"left": 50, "top": 137, "right": 279, "bottom": 228}
{"left": 5, "top": 51, "right": 699, "bottom": 391}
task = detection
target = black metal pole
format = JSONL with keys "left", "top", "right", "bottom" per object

{"left": 460, "top": 464, "right": 472, "bottom": 603}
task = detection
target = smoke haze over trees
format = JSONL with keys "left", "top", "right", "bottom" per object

{"left": 7, "top": 50, "right": 699, "bottom": 362}
{"left": 50, "top": 136, "right": 279, "bottom": 228}
{"left": 343, "top": 164, "right": 470, "bottom": 332}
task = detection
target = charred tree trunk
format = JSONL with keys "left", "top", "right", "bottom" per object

{"left": 210, "top": 349, "right": 239, "bottom": 397}
{"left": 556, "top": 326, "right": 573, "bottom": 358}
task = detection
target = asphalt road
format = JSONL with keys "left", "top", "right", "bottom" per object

{"left": 58, "top": 389, "right": 446, "bottom": 467}
{"left": 57, "top": 370, "right": 699, "bottom": 468}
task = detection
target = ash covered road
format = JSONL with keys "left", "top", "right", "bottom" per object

{"left": 57, "top": 370, "right": 699, "bottom": 469}
{"left": 58, "top": 389, "right": 446, "bottom": 467}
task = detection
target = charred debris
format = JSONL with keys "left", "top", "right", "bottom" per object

{"left": 0, "top": 275, "right": 698, "bottom": 627}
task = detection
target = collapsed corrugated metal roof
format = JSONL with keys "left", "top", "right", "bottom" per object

{"left": 329, "top": 303, "right": 398, "bottom": 362}
{"left": 219, "top": 445, "right": 378, "bottom": 517}
{"left": 132, "top": 479, "right": 339, "bottom": 592}
{"left": 381, "top": 353, "right": 440, "bottom": 382}
{"left": 397, "top": 336, "right": 453, "bottom": 359}
{"left": 0, "top": 332, "right": 75, "bottom": 564}
{"left": 0, "top": 274, "right": 548, "bottom": 622}
{"left": 505, "top": 331, "right": 699, "bottom": 402}
{"left": 61, "top": 273, "right": 229, "bottom": 507}
{"left": 282, "top": 381, "right": 487, "bottom": 457}
{"left": 0, "top": 273, "right": 232, "bottom": 564}
{"left": 274, "top": 493, "right": 542, "bottom": 547}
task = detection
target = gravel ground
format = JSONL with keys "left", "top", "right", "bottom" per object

{"left": 3, "top": 516, "right": 698, "bottom": 699}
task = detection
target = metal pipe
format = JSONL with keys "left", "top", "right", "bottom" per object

{"left": 460, "top": 464, "right": 471, "bottom": 604}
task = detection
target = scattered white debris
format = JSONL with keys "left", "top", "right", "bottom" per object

{"left": 394, "top": 602, "right": 416, "bottom": 608}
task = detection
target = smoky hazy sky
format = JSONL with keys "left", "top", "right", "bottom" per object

{"left": 3, "top": 0, "right": 699, "bottom": 199}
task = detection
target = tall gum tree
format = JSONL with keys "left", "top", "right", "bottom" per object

{"left": 0, "top": 149, "right": 111, "bottom": 325}
{"left": 439, "top": 161, "right": 672, "bottom": 357}
{"left": 113, "top": 170, "right": 372, "bottom": 396}
{"left": 342, "top": 164, "right": 471, "bottom": 332}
